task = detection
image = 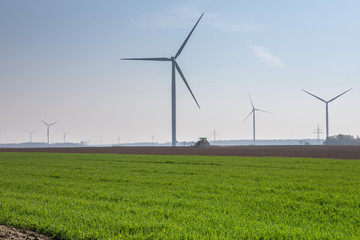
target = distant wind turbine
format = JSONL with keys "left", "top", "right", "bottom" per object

{"left": 243, "top": 94, "right": 270, "bottom": 144}
{"left": 302, "top": 88, "right": 352, "bottom": 139}
{"left": 62, "top": 131, "right": 70, "bottom": 143}
{"left": 122, "top": 13, "right": 204, "bottom": 147}
{"left": 41, "top": 120, "right": 58, "bottom": 144}
{"left": 27, "top": 130, "right": 36, "bottom": 143}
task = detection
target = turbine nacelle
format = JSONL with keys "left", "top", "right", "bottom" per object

{"left": 243, "top": 93, "right": 270, "bottom": 122}
{"left": 41, "top": 119, "right": 58, "bottom": 127}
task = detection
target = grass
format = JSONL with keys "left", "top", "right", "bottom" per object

{"left": 0, "top": 152, "right": 360, "bottom": 239}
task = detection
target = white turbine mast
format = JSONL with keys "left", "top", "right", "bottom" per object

{"left": 122, "top": 13, "right": 204, "bottom": 147}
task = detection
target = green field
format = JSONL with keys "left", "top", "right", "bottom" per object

{"left": 0, "top": 152, "right": 359, "bottom": 239}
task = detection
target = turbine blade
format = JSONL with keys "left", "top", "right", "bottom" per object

{"left": 242, "top": 110, "right": 254, "bottom": 123}
{"left": 302, "top": 90, "right": 326, "bottom": 103}
{"left": 328, "top": 88, "right": 352, "bottom": 102}
{"left": 121, "top": 57, "right": 171, "bottom": 61}
{"left": 175, "top": 13, "right": 204, "bottom": 59}
{"left": 41, "top": 119, "right": 48, "bottom": 126}
{"left": 248, "top": 93, "right": 254, "bottom": 109}
{"left": 256, "top": 109, "right": 271, "bottom": 114}
{"left": 175, "top": 62, "right": 200, "bottom": 109}
{"left": 49, "top": 121, "right": 58, "bottom": 126}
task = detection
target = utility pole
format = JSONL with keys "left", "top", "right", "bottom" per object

{"left": 212, "top": 128, "right": 218, "bottom": 144}
{"left": 313, "top": 125, "right": 323, "bottom": 144}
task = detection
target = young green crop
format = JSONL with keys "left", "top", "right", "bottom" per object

{"left": 0, "top": 152, "right": 359, "bottom": 239}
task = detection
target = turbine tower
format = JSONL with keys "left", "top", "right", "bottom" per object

{"left": 41, "top": 120, "right": 58, "bottom": 145}
{"left": 302, "top": 89, "right": 352, "bottom": 139}
{"left": 122, "top": 13, "right": 204, "bottom": 147}
{"left": 27, "top": 130, "right": 36, "bottom": 143}
{"left": 243, "top": 94, "right": 270, "bottom": 145}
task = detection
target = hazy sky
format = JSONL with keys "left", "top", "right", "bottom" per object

{"left": 1, "top": 0, "right": 359, "bottom": 144}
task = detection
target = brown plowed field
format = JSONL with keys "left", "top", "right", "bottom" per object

{"left": 1, "top": 145, "right": 360, "bottom": 159}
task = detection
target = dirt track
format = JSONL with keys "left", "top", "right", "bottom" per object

{"left": 0, "top": 225, "right": 52, "bottom": 240}
{"left": 1, "top": 145, "right": 360, "bottom": 159}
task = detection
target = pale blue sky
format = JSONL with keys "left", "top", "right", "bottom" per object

{"left": 1, "top": 0, "right": 359, "bottom": 144}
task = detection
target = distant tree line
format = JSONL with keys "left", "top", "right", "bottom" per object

{"left": 324, "top": 134, "right": 360, "bottom": 145}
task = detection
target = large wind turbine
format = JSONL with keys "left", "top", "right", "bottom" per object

{"left": 122, "top": 13, "right": 204, "bottom": 147}
{"left": 243, "top": 94, "right": 270, "bottom": 144}
{"left": 302, "top": 88, "right": 352, "bottom": 139}
{"left": 41, "top": 120, "right": 58, "bottom": 144}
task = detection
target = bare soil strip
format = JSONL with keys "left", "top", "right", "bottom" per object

{"left": 1, "top": 145, "right": 360, "bottom": 159}
{"left": 0, "top": 225, "right": 52, "bottom": 240}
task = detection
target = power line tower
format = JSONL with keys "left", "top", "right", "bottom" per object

{"left": 313, "top": 125, "right": 323, "bottom": 144}
{"left": 212, "top": 128, "right": 218, "bottom": 144}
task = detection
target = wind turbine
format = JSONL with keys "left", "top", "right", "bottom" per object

{"left": 243, "top": 94, "right": 270, "bottom": 144}
{"left": 41, "top": 120, "right": 58, "bottom": 144}
{"left": 122, "top": 13, "right": 204, "bottom": 147}
{"left": 62, "top": 131, "right": 70, "bottom": 143}
{"left": 27, "top": 130, "right": 36, "bottom": 143}
{"left": 302, "top": 88, "right": 352, "bottom": 139}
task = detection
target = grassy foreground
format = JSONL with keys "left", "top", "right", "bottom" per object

{"left": 0, "top": 152, "right": 359, "bottom": 239}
